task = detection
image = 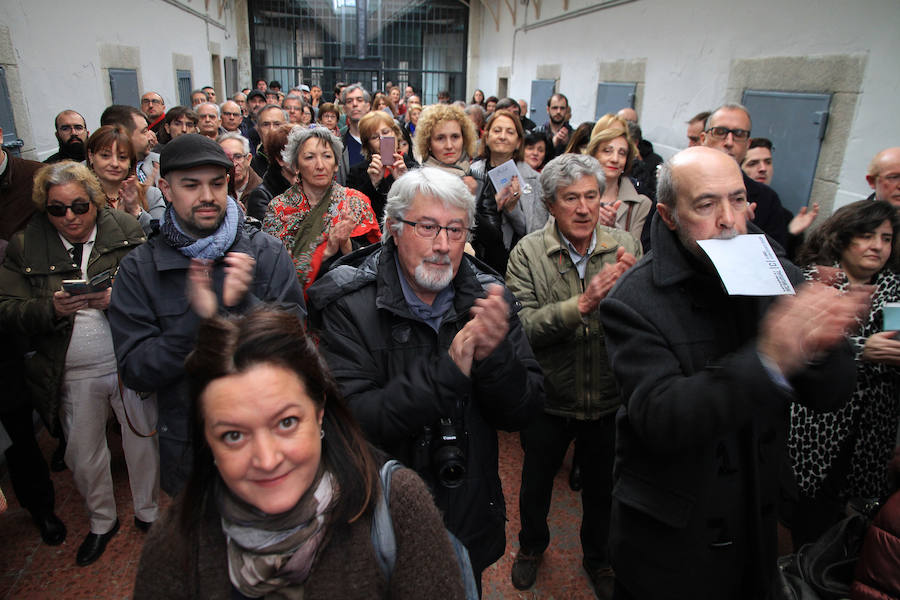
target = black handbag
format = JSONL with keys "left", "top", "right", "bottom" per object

{"left": 773, "top": 513, "right": 869, "bottom": 600}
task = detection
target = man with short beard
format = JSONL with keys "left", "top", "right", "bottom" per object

{"left": 44, "top": 110, "right": 89, "bottom": 164}
{"left": 535, "top": 93, "right": 572, "bottom": 156}
{"left": 308, "top": 167, "right": 544, "bottom": 594}
{"left": 597, "top": 146, "right": 862, "bottom": 599}
{"left": 108, "top": 134, "right": 306, "bottom": 495}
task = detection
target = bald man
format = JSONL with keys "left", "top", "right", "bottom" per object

{"left": 599, "top": 146, "right": 861, "bottom": 600}
{"left": 616, "top": 107, "right": 638, "bottom": 124}
{"left": 866, "top": 147, "right": 900, "bottom": 208}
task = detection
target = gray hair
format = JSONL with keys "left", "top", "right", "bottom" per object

{"left": 281, "top": 125, "right": 343, "bottom": 170}
{"left": 341, "top": 83, "right": 371, "bottom": 105}
{"left": 705, "top": 102, "right": 752, "bottom": 130}
{"left": 656, "top": 159, "right": 677, "bottom": 208}
{"left": 383, "top": 167, "right": 476, "bottom": 243}
{"left": 217, "top": 131, "right": 251, "bottom": 154}
{"left": 232, "top": 92, "right": 247, "bottom": 102}
{"left": 283, "top": 94, "right": 303, "bottom": 104}
{"left": 197, "top": 102, "right": 220, "bottom": 117}
{"left": 539, "top": 154, "right": 607, "bottom": 209}
{"left": 259, "top": 103, "right": 288, "bottom": 122}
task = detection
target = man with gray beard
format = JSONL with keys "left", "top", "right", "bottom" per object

{"left": 308, "top": 167, "right": 544, "bottom": 593}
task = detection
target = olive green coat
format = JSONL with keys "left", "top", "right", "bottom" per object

{"left": 0, "top": 208, "right": 145, "bottom": 433}
{"left": 505, "top": 217, "right": 642, "bottom": 419}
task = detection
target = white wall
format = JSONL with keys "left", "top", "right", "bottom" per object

{"left": 2, "top": 0, "right": 242, "bottom": 160}
{"left": 471, "top": 0, "right": 900, "bottom": 208}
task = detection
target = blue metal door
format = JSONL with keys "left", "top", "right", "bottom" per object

{"left": 742, "top": 90, "right": 831, "bottom": 215}
{"left": 529, "top": 79, "right": 556, "bottom": 128}
{"left": 595, "top": 82, "right": 635, "bottom": 120}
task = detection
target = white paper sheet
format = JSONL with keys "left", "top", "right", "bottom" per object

{"left": 697, "top": 234, "right": 795, "bottom": 296}
{"left": 487, "top": 159, "right": 522, "bottom": 192}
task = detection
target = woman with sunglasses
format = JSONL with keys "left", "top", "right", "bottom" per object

{"left": 0, "top": 161, "right": 159, "bottom": 567}
{"left": 86, "top": 125, "right": 165, "bottom": 235}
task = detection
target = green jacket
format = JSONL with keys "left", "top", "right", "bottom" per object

{"left": 0, "top": 207, "right": 145, "bottom": 433}
{"left": 506, "top": 218, "right": 642, "bottom": 419}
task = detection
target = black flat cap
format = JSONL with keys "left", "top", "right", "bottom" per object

{"left": 247, "top": 89, "right": 266, "bottom": 102}
{"left": 160, "top": 134, "right": 233, "bottom": 177}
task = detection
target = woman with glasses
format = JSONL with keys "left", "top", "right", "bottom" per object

{"left": 263, "top": 126, "right": 380, "bottom": 291}
{"left": 469, "top": 109, "right": 545, "bottom": 275}
{"left": 316, "top": 102, "right": 341, "bottom": 138}
{"left": 789, "top": 199, "right": 900, "bottom": 546}
{"left": 133, "top": 309, "right": 466, "bottom": 599}
{"left": 585, "top": 114, "right": 651, "bottom": 243}
{"left": 86, "top": 126, "right": 165, "bottom": 236}
{"left": 0, "top": 162, "right": 159, "bottom": 566}
{"left": 347, "top": 111, "right": 417, "bottom": 222}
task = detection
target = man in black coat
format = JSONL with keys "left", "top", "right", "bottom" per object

{"left": 599, "top": 147, "right": 865, "bottom": 599}
{"left": 308, "top": 167, "right": 544, "bottom": 590}
{"left": 108, "top": 134, "right": 306, "bottom": 495}
{"left": 702, "top": 103, "right": 789, "bottom": 248}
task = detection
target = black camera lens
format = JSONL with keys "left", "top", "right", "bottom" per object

{"left": 434, "top": 444, "right": 466, "bottom": 488}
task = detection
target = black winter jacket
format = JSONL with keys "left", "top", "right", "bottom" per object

{"left": 108, "top": 221, "right": 306, "bottom": 494}
{"left": 599, "top": 214, "right": 855, "bottom": 599}
{"left": 307, "top": 240, "right": 544, "bottom": 574}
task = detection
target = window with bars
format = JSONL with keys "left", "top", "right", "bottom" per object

{"left": 248, "top": 0, "right": 467, "bottom": 103}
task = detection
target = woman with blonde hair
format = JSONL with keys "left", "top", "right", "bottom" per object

{"left": 584, "top": 114, "right": 651, "bottom": 243}
{"left": 412, "top": 104, "right": 479, "bottom": 194}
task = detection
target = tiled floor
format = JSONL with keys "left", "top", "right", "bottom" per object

{"left": 1, "top": 427, "right": 597, "bottom": 599}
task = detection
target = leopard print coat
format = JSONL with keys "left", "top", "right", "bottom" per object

{"left": 789, "top": 266, "right": 900, "bottom": 500}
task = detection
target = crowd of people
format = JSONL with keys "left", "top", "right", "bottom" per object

{"left": 1, "top": 75, "right": 899, "bottom": 600}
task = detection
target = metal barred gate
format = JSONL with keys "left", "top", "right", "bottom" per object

{"left": 248, "top": 0, "right": 468, "bottom": 104}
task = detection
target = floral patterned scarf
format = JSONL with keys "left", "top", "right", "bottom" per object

{"left": 263, "top": 183, "right": 381, "bottom": 289}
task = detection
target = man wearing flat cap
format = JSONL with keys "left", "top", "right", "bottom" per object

{"left": 108, "top": 134, "right": 306, "bottom": 495}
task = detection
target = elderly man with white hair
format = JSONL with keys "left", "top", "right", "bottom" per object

{"left": 308, "top": 166, "right": 544, "bottom": 594}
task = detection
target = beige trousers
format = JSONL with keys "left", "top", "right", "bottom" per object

{"left": 60, "top": 372, "right": 159, "bottom": 534}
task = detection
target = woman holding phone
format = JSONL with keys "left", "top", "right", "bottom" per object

{"left": 346, "top": 111, "right": 416, "bottom": 221}
{"left": 789, "top": 199, "right": 900, "bottom": 545}
{"left": 0, "top": 161, "right": 159, "bottom": 566}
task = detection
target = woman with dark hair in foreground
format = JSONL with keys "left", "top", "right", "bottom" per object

{"left": 134, "top": 308, "right": 464, "bottom": 599}
{"left": 789, "top": 199, "right": 900, "bottom": 546}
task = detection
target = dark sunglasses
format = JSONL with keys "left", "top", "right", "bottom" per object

{"left": 47, "top": 202, "right": 91, "bottom": 217}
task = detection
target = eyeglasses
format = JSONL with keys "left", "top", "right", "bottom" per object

{"left": 227, "top": 153, "right": 247, "bottom": 163}
{"left": 58, "top": 124, "right": 85, "bottom": 133}
{"left": 47, "top": 202, "right": 91, "bottom": 217}
{"left": 141, "top": 98, "right": 163, "bottom": 105}
{"left": 399, "top": 219, "right": 469, "bottom": 242}
{"left": 705, "top": 126, "right": 751, "bottom": 141}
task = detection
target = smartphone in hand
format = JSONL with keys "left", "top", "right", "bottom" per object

{"left": 379, "top": 136, "right": 396, "bottom": 162}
